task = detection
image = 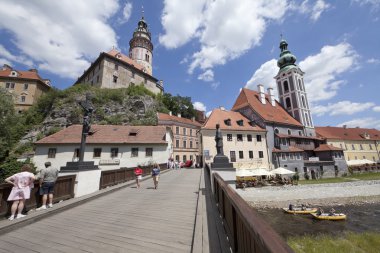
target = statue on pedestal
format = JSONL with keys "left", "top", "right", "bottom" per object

{"left": 215, "top": 124, "right": 224, "bottom": 156}
{"left": 78, "top": 93, "right": 94, "bottom": 162}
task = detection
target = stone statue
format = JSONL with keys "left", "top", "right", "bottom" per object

{"left": 78, "top": 93, "right": 94, "bottom": 162}
{"left": 215, "top": 124, "right": 224, "bottom": 155}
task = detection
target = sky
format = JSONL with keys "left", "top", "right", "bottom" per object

{"left": 1, "top": 0, "right": 379, "bottom": 129}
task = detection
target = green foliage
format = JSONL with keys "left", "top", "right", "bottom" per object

{"left": 0, "top": 88, "right": 17, "bottom": 162}
{"left": 105, "top": 115, "right": 124, "bottom": 125}
{"left": 126, "top": 84, "right": 156, "bottom": 98}
{"left": 13, "top": 142, "right": 34, "bottom": 156}
{"left": 46, "top": 127, "right": 62, "bottom": 136}
{"left": 158, "top": 93, "right": 196, "bottom": 119}
{"left": 288, "top": 231, "right": 380, "bottom": 253}
{"left": 0, "top": 158, "right": 35, "bottom": 183}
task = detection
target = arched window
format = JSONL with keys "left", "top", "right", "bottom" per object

{"left": 274, "top": 128, "right": 279, "bottom": 134}
{"left": 305, "top": 113, "right": 310, "bottom": 126}
{"left": 286, "top": 97, "right": 291, "bottom": 108}
{"left": 298, "top": 79, "right": 302, "bottom": 91}
{"left": 284, "top": 81, "right": 289, "bottom": 92}
{"left": 301, "top": 96, "right": 306, "bottom": 108}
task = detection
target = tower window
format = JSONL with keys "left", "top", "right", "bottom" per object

{"left": 298, "top": 79, "right": 302, "bottom": 91}
{"left": 286, "top": 97, "right": 291, "bottom": 109}
{"left": 145, "top": 54, "right": 149, "bottom": 62}
{"left": 113, "top": 75, "right": 118, "bottom": 83}
{"left": 284, "top": 81, "right": 289, "bottom": 92}
{"left": 302, "top": 96, "right": 306, "bottom": 108}
{"left": 305, "top": 113, "right": 310, "bottom": 126}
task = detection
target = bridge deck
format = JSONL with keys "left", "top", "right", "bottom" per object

{"left": 0, "top": 168, "right": 230, "bottom": 253}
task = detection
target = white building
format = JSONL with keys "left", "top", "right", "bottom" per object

{"left": 201, "top": 108, "right": 270, "bottom": 170}
{"left": 34, "top": 125, "right": 173, "bottom": 171}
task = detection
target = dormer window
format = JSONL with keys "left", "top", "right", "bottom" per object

{"left": 129, "top": 132, "right": 137, "bottom": 136}
{"left": 236, "top": 120, "right": 244, "bottom": 126}
{"left": 116, "top": 53, "right": 122, "bottom": 59}
{"left": 224, "top": 119, "right": 231, "bottom": 126}
{"left": 274, "top": 128, "right": 279, "bottom": 134}
{"left": 10, "top": 71, "right": 18, "bottom": 77}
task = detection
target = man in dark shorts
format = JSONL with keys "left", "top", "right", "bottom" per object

{"left": 37, "top": 162, "right": 59, "bottom": 210}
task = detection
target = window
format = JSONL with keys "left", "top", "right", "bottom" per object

{"left": 247, "top": 135, "right": 252, "bottom": 142}
{"left": 224, "top": 119, "right": 231, "bottom": 126}
{"left": 230, "top": 151, "right": 236, "bottom": 162}
{"left": 24, "top": 83, "right": 28, "bottom": 90}
{"left": 298, "top": 79, "right": 302, "bottom": 91}
{"left": 275, "top": 128, "right": 279, "bottom": 134}
{"left": 352, "top": 144, "right": 355, "bottom": 150}
{"left": 131, "top": 148, "right": 138, "bottom": 157}
{"left": 145, "top": 54, "right": 150, "bottom": 62}
{"left": 374, "top": 157, "right": 376, "bottom": 161}
{"left": 298, "top": 131, "right": 302, "bottom": 136}
{"left": 74, "top": 148, "right": 80, "bottom": 159}
{"left": 237, "top": 134, "right": 243, "bottom": 141}
{"left": 190, "top": 129, "right": 193, "bottom": 136}
{"left": 281, "top": 153, "right": 286, "bottom": 160}
{"left": 175, "top": 155, "right": 179, "bottom": 162}
{"left": 355, "top": 156, "right": 358, "bottom": 160}
{"left": 146, "top": 148, "right": 153, "bottom": 157}
{"left": 190, "top": 155, "right": 193, "bottom": 161}
{"left": 131, "top": 71, "right": 135, "bottom": 78}
{"left": 48, "top": 148, "right": 56, "bottom": 158}
{"left": 239, "top": 151, "right": 244, "bottom": 159}
{"left": 176, "top": 127, "right": 179, "bottom": 134}
{"left": 176, "top": 139, "right": 179, "bottom": 147}
{"left": 227, "top": 134, "right": 233, "bottom": 141}
{"left": 282, "top": 138, "right": 287, "bottom": 146}
{"left": 93, "top": 148, "right": 102, "bottom": 158}
{"left": 5, "top": 83, "right": 10, "bottom": 89}
{"left": 190, "top": 141, "right": 193, "bottom": 148}
{"left": 249, "top": 151, "right": 253, "bottom": 159}
{"left": 256, "top": 135, "right": 262, "bottom": 142}
{"left": 284, "top": 81, "right": 289, "bottom": 92}
{"left": 113, "top": 75, "right": 118, "bottom": 83}
{"left": 21, "top": 96, "right": 26, "bottom": 102}
{"left": 369, "top": 144, "right": 373, "bottom": 150}
{"left": 110, "top": 148, "right": 118, "bottom": 158}
{"left": 286, "top": 97, "right": 291, "bottom": 108}
{"left": 183, "top": 155, "right": 186, "bottom": 162}
{"left": 183, "top": 128, "right": 186, "bottom": 135}
{"left": 10, "top": 83, "right": 15, "bottom": 89}
{"left": 301, "top": 96, "right": 306, "bottom": 108}
{"left": 236, "top": 120, "right": 244, "bottom": 126}
{"left": 296, "top": 153, "right": 301, "bottom": 160}
{"left": 287, "top": 129, "right": 291, "bottom": 135}
{"left": 360, "top": 144, "right": 363, "bottom": 150}
{"left": 115, "top": 64, "right": 118, "bottom": 70}
{"left": 363, "top": 156, "right": 366, "bottom": 159}
{"left": 340, "top": 144, "right": 343, "bottom": 149}
{"left": 183, "top": 140, "right": 186, "bottom": 148}
{"left": 289, "top": 153, "right": 294, "bottom": 160}
{"left": 259, "top": 151, "right": 264, "bottom": 158}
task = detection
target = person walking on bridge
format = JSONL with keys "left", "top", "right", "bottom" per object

{"left": 152, "top": 163, "right": 161, "bottom": 189}
{"left": 36, "top": 162, "right": 59, "bottom": 210}
{"left": 134, "top": 166, "right": 143, "bottom": 188}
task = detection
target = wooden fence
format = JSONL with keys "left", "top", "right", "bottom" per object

{"left": 208, "top": 166, "right": 293, "bottom": 253}
{"left": 0, "top": 175, "right": 76, "bottom": 218}
{"left": 99, "top": 163, "right": 167, "bottom": 189}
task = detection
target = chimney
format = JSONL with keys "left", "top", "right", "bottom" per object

{"left": 29, "top": 68, "right": 38, "bottom": 73}
{"left": 159, "top": 80, "right": 164, "bottom": 87}
{"left": 177, "top": 113, "right": 181, "bottom": 118}
{"left": 257, "top": 84, "right": 266, "bottom": 104}
{"left": 169, "top": 111, "right": 172, "bottom": 116}
{"left": 192, "top": 117, "right": 195, "bottom": 122}
{"left": 267, "top": 87, "right": 275, "bottom": 106}
{"left": 2, "top": 64, "right": 12, "bottom": 70}
{"left": 220, "top": 106, "right": 225, "bottom": 111}
{"left": 343, "top": 125, "right": 347, "bottom": 129}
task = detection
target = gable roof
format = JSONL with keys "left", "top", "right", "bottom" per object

{"left": 106, "top": 49, "right": 145, "bottom": 72}
{"left": 157, "top": 112, "right": 202, "bottom": 127}
{"left": 272, "top": 146, "right": 304, "bottom": 153}
{"left": 202, "top": 108, "right": 265, "bottom": 131}
{"left": 232, "top": 88, "right": 302, "bottom": 127}
{"left": 36, "top": 125, "right": 168, "bottom": 144}
{"left": 314, "top": 144, "right": 344, "bottom": 152}
{"left": 316, "top": 126, "right": 380, "bottom": 141}
{"left": 0, "top": 69, "right": 51, "bottom": 88}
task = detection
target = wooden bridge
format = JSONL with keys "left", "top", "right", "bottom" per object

{"left": 0, "top": 168, "right": 293, "bottom": 253}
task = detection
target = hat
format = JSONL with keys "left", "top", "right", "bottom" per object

{"left": 45, "top": 161, "right": 51, "bottom": 167}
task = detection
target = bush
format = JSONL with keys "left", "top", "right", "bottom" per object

{"left": 304, "top": 173, "right": 310, "bottom": 180}
{"left": 0, "top": 158, "right": 35, "bottom": 182}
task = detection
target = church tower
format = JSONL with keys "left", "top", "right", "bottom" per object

{"left": 129, "top": 11, "right": 153, "bottom": 75}
{"left": 274, "top": 39, "right": 315, "bottom": 136}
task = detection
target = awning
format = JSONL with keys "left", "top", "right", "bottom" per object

{"left": 347, "top": 159, "right": 375, "bottom": 166}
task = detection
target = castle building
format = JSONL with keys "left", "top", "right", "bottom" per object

{"left": 75, "top": 14, "right": 163, "bottom": 94}
{"left": 0, "top": 64, "right": 51, "bottom": 112}
{"left": 232, "top": 39, "right": 347, "bottom": 178}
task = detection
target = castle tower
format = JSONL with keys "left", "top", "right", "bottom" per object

{"left": 129, "top": 10, "right": 153, "bottom": 75}
{"left": 274, "top": 38, "right": 315, "bottom": 136}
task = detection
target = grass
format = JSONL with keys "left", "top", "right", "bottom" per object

{"left": 288, "top": 232, "right": 380, "bottom": 253}
{"left": 298, "top": 172, "right": 380, "bottom": 185}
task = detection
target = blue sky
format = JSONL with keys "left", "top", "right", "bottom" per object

{"left": 1, "top": 0, "right": 380, "bottom": 129}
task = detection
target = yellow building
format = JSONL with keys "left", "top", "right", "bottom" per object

{"left": 0, "top": 64, "right": 51, "bottom": 112}
{"left": 157, "top": 112, "right": 202, "bottom": 164}
{"left": 201, "top": 108, "right": 269, "bottom": 169}
{"left": 316, "top": 126, "right": 380, "bottom": 163}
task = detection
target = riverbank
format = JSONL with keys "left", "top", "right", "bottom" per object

{"left": 235, "top": 180, "right": 380, "bottom": 209}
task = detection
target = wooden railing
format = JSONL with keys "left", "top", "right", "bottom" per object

{"left": 208, "top": 166, "right": 293, "bottom": 253}
{"left": 0, "top": 175, "right": 76, "bottom": 218}
{"left": 99, "top": 163, "right": 167, "bottom": 189}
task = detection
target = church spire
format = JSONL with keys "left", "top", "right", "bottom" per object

{"left": 277, "top": 38, "right": 297, "bottom": 70}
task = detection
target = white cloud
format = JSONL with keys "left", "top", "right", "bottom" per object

{"left": 312, "top": 101, "right": 375, "bottom": 116}
{"left": 352, "top": 0, "right": 380, "bottom": 9}
{"left": 160, "top": 0, "right": 288, "bottom": 77}
{"left": 211, "top": 82, "right": 220, "bottom": 89}
{"left": 0, "top": 44, "right": 33, "bottom": 67}
{"left": 293, "top": 0, "right": 330, "bottom": 21}
{"left": 0, "top": 0, "right": 119, "bottom": 79}
{"left": 373, "top": 106, "right": 380, "bottom": 112}
{"left": 338, "top": 117, "right": 380, "bottom": 129}
{"left": 0, "top": 58, "right": 11, "bottom": 66}
{"left": 367, "top": 58, "right": 380, "bottom": 64}
{"left": 193, "top": 101, "right": 206, "bottom": 112}
{"left": 246, "top": 59, "right": 278, "bottom": 96}
{"left": 198, "top": 69, "right": 214, "bottom": 82}
{"left": 206, "top": 110, "right": 212, "bottom": 117}
{"left": 300, "top": 43, "right": 358, "bottom": 102}
{"left": 118, "top": 2, "right": 132, "bottom": 24}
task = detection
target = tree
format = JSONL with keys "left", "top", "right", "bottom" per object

{"left": 0, "top": 88, "right": 16, "bottom": 161}
{"left": 159, "top": 93, "right": 196, "bottom": 119}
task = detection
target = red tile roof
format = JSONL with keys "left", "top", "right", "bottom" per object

{"left": 106, "top": 49, "right": 145, "bottom": 73}
{"left": 202, "top": 108, "right": 265, "bottom": 131}
{"left": 316, "top": 126, "right": 380, "bottom": 141}
{"left": 232, "top": 88, "right": 302, "bottom": 127}
{"left": 0, "top": 69, "right": 50, "bottom": 87}
{"left": 314, "top": 144, "right": 343, "bottom": 152}
{"left": 272, "top": 147, "right": 304, "bottom": 153}
{"left": 36, "top": 125, "right": 168, "bottom": 144}
{"left": 276, "top": 133, "right": 323, "bottom": 140}
{"left": 157, "top": 113, "right": 202, "bottom": 127}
